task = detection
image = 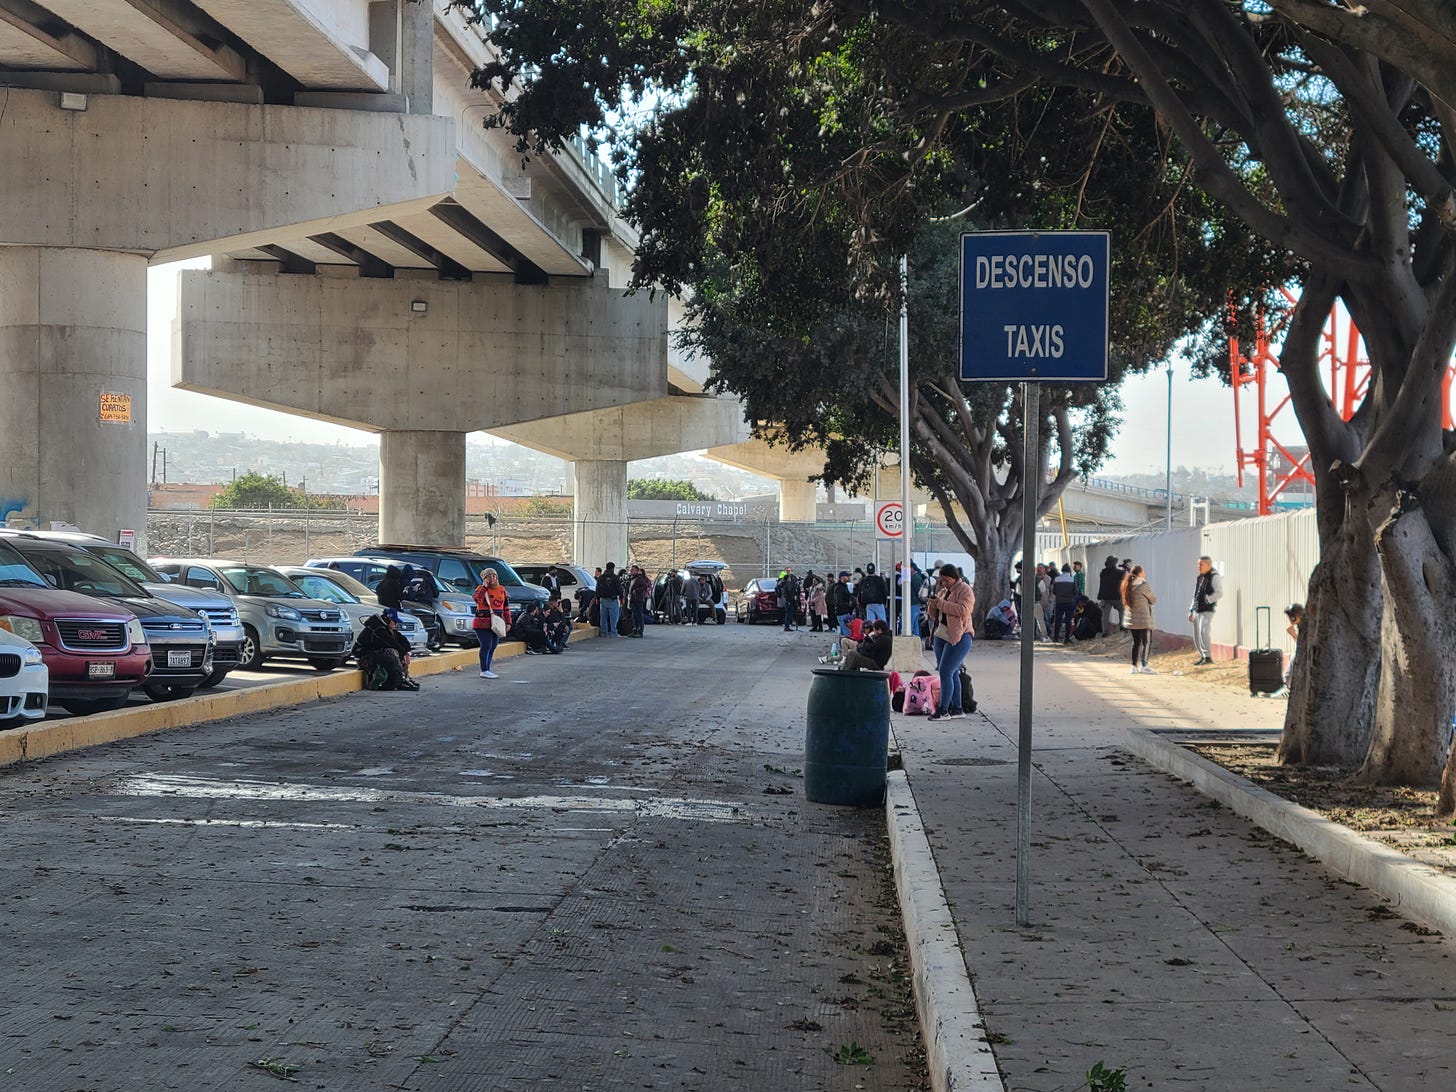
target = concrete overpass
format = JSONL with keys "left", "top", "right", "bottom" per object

{"left": 0, "top": 0, "right": 757, "bottom": 562}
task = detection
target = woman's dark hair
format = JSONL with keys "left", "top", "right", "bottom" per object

{"left": 939, "top": 563, "right": 960, "bottom": 580}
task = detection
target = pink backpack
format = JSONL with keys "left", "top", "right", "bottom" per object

{"left": 902, "top": 674, "right": 940, "bottom": 716}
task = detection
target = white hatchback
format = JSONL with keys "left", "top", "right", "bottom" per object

{"left": 0, "top": 627, "right": 48, "bottom": 726}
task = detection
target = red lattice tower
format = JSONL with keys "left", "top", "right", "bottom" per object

{"left": 1229, "top": 290, "right": 1456, "bottom": 516}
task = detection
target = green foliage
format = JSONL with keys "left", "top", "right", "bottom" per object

{"left": 209, "top": 471, "right": 321, "bottom": 511}
{"left": 627, "top": 479, "right": 716, "bottom": 501}
{"left": 827, "top": 1042, "right": 874, "bottom": 1066}
{"left": 519, "top": 496, "right": 573, "bottom": 516}
{"left": 1085, "top": 1061, "right": 1129, "bottom": 1092}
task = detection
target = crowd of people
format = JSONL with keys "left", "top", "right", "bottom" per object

{"left": 773, "top": 562, "right": 932, "bottom": 639}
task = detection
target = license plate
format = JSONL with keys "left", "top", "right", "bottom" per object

{"left": 87, "top": 662, "right": 115, "bottom": 679}
{"left": 167, "top": 650, "right": 192, "bottom": 668}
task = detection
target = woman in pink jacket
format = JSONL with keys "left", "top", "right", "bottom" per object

{"left": 924, "top": 564, "right": 976, "bottom": 720}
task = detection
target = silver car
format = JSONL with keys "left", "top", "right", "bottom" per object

{"left": 14, "top": 531, "right": 246, "bottom": 688}
{"left": 303, "top": 556, "right": 477, "bottom": 648}
{"left": 275, "top": 567, "right": 430, "bottom": 656}
{"left": 151, "top": 558, "right": 352, "bottom": 672}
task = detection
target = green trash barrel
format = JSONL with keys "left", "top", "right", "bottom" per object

{"left": 804, "top": 667, "right": 891, "bottom": 806}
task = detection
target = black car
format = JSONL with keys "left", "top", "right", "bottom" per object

{"left": 354, "top": 545, "right": 550, "bottom": 606}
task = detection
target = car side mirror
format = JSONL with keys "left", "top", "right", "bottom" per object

{"left": 43, "top": 574, "right": 59, "bottom": 589}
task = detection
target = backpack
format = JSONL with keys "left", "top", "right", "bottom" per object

{"left": 958, "top": 667, "right": 977, "bottom": 714}
{"left": 903, "top": 673, "right": 940, "bottom": 716}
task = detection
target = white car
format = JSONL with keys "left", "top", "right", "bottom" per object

{"left": 0, "top": 627, "right": 48, "bottom": 726}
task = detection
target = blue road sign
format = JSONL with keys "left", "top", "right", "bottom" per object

{"left": 959, "top": 231, "right": 1110, "bottom": 383}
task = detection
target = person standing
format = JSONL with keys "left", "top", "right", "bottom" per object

{"left": 596, "top": 562, "right": 623, "bottom": 637}
{"left": 628, "top": 565, "right": 651, "bottom": 637}
{"left": 807, "top": 576, "right": 828, "bottom": 632}
{"left": 858, "top": 563, "right": 889, "bottom": 625}
{"left": 829, "top": 571, "right": 856, "bottom": 636}
{"left": 1187, "top": 556, "right": 1222, "bottom": 665}
{"left": 375, "top": 565, "right": 405, "bottom": 610}
{"left": 1096, "top": 555, "right": 1124, "bottom": 637}
{"left": 778, "top": 567, "right": 802, "bottom": 631}
{"left": 925, "top": 563, "right": 975, "bottom": 720}
{"left": 1051, "top": 564, "right": 1078, "bottom": 643}
{"left": 908, "top": 562, "right": 927, "bottom": 641}
{"left": 1122, "top": 565, "right": 1157, "bottom": 674}
{"left": 1072, "top": 560, "right": 1086, "bottom": 597}
{"left": 472, "top": 569, "right": 510, "bottom": 679}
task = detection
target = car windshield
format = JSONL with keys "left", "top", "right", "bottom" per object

{"left": 221, "top": 567, "right": 307, "bottom": 598}
{"left": 291, "top": 575, "right": 359, "bottom": 605}
{"left": 0, "top": 541, "right": 46, "bottom": 588}
{"left": 481, "top": 559, "right": 528, "bottom": 588}
{"left": 21, "top": 547, "right": 149, "bottom": 597}
{"left": 311, "top": 570, "right": 375, "bottom": 599}
{"left": 85, "top": 546, "right": 164, "bottom": 584}
{"left": 757, "top": 579, "right": 778, "bottom": 593}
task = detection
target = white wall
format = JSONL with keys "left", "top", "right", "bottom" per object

{"left": 1055, "top": 508, "right": 1318, "bottom": 659}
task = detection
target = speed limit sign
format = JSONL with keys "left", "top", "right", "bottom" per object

{"left": 875, "top": 501, "right": 905, "bottom": 540}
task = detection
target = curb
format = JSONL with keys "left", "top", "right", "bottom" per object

{"left": 1126, "top": 727, "right": 1456, "bottom": 939}
{"left": 0, "top": 625, "right": 597, "bottom": 771}
{"left": 885, "top": 766, "right": 1006, "bottom": 1092}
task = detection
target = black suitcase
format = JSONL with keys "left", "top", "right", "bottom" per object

{"left": 1249, "top": 606, "right": 1284, "bottom": 695}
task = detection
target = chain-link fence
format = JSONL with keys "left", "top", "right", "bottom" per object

{"left": 145, "top": 508, "right": 974, "bottom": 589}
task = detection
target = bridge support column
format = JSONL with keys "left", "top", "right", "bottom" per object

{"left": 379, "top": 430, "right": 466, "bottom": 545}
{"left": 0, "top": 247, "right": 148, "bottom": 547}
{"left": 779, "top": 481, "right": 817, "bottom": 523}
{"left": 573, "top": 459, "right": 628, "bottom": 569}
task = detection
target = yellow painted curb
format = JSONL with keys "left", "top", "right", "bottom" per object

{"left": 0, "top": 625, "right": 599, "bottom": 771}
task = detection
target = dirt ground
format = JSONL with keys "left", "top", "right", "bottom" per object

{"left": 1054, "top": 627, "right": 1456, "bottom": 877}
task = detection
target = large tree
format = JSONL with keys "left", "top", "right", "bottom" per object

{"left": 457, "top": 2, "right": 1456, "bottom": 804}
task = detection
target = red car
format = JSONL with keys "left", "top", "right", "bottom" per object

{"left": 0, "top": 540, "right": 151, "bottom": 715}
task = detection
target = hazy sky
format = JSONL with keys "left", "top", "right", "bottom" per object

{"left": 147, "top": 263, "right": 1254, "bottom": 475}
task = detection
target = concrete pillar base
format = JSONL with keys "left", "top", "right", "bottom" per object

{"left": 779, "top": 480, "right": 817, "bottom": 523}
{"left": 379, "top": 430, "right": 466, "bottom": 545}
{"left": 573, "top": 459, "right": 628, "bottom": 569}
{"left": 0, "top": 247, "right": 148, "bottom": 549}
{"left": 888, "top": 635, "right": 931, "bottom": 676}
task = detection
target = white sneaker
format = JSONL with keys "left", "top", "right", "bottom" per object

{"left": 481, "top": 670, "right": 498, "bottom": 679}
{"left": 1131, "top": 667, "right": 1141, "bottom": 675}
{"left": 1141, "top": 665, "right": 1156, "bottom": 674}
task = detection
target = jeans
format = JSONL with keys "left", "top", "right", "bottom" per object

{"left": 933, "top": 632, "right": 972, "bottom": 713}
{"left": 1192, "top": 611, "right": 1213, "bottom": 658}
{"left": 864, "top": 602, "right": 887, "bottom": 625}
{"left": 837, "top": 613, "right": 854, "bottom": 636}
{"left": 599, "top": 598, "right": 620, "bottom": 637}
{"left": 782, "top": 603, "right": 795, "bottom": 630}
{"left": 631, "top": 601, "right": 646, "bottom": 635}
{"left": 909, "top": 602, "right": 922, "bottom": 641}
{"left": 476, "top": 629, "right": 500, "bottom": 671}
{"left": 1052, "top": 603, "right": 1075, "bottom": 641}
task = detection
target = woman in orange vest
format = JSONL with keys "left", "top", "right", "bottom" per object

{"left": 473, "top": 568, "right": 511, "bottom": 679}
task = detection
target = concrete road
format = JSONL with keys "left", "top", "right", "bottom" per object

{"left": 0, "top": 624, "right": 925, "bottom": 1091}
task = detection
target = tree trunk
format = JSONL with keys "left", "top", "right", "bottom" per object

{"left": 1355, "top": 498, "right": 1456, "bottom": 790}
{"left": 972, "top": 546, "right": 1012, "bottom": 636}
{"left": 1276, "top": 513, "right": 1381, "bottom": 766}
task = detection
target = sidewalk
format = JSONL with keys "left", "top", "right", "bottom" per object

{"left": 896, "top": 640, "right": 1456, "bottom": 1091}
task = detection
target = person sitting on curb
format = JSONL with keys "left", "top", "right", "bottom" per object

{"left": 508, "top": 602, "right": 552, "bottom": 655}
{"left": 840, "top": 619, "right": 893, "bottom": 672}
{"left": 353, "top": 609, "right": 418, "bottom": 691}
{"left": 544, "top": 596, "right": 573, "bottom": 653}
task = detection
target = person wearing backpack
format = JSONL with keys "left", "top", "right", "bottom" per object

{"left": 829, "top": 571, "right": 856, "bottom": 636}
{"left": 353, "top": 610, "right": 418, "bottom": 692}
{"left": 596, "top": 562, "right": 624, "bottom": 637}
{"left": 858, "top": 564, "right": 889, "bottom": 625}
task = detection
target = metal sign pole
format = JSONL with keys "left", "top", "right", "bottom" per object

{"left": 900, "top": 254, "right": 913, "bottom": 637}
{"left": 1016, "top": 378, "right": 1039, "bottom": 928}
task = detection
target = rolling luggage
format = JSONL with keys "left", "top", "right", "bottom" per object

{"left": 1248, "top": 606, "right": 1284, "bottom": 695}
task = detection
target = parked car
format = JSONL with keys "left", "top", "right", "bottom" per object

{"left": 301, "top": 556, "right": 456, "bottom": 649}
{"left": 150, "top": 559, "right": 352, "bottom": 672}
{"left": 352, "top": 545, "right": 550, "bottom": 637}
{"left": 275, "top": 566, "right": 430, "bottom": 655}
{"left": 0, "top": 530, "right": 245, "bottom": 689}
{"left": 0, "top": 627, "right": 48, "bottom": 727}
{"left": 0, "top": 538, "right": 151, "bottom": 715}
{"left": 3, "top": 536, "right": 215, "bottom": 701}
{"left": 734, "top": 577, "right": 804, "bottom": 625}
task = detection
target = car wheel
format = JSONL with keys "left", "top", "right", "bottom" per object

{"left": 310, "top": 658, "right": 346, "bottom": 672}
{"left": 427, "top": 634, "right": 445, "bottom": 652}
{"left": 144, "top": 684, "right": 196, "bottom": 702}
{"left": 200, "top": 667, "right": 230, "bottom": 689}
{"left": 716, "top": 609, "right": 727, "bottom": 625}
{"left": 59, "top": 696, "right": 128, "bottom": 716}
{"left": 239, "top": 626, "right": 266, "bottom": 670}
